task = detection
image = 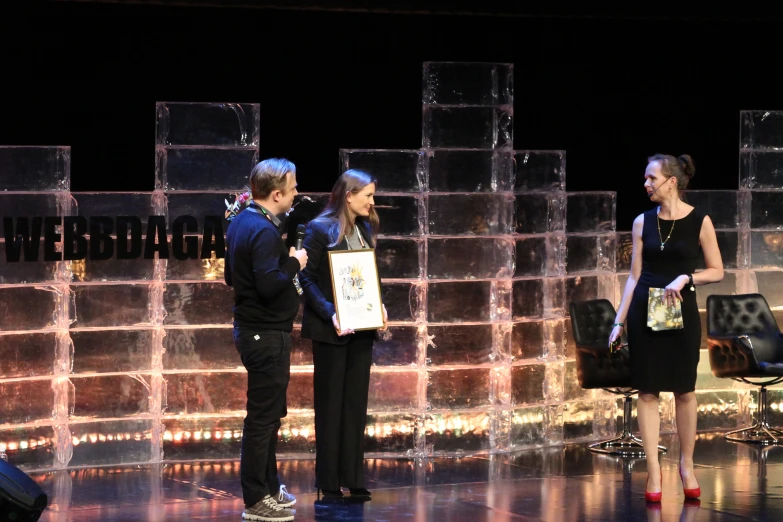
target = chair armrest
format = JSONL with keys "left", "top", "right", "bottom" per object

{"left": 707, "top": 334, "right": 763, "bottom": 378}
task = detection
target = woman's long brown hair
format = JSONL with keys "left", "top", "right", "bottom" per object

{"left": 314, "top": 169, "right": 379, "bottom": 247}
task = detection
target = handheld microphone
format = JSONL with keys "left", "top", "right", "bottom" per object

{"left": 295, "top": 224, "right": 306, "bottom": 250}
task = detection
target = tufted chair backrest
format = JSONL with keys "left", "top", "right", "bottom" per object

{"left": 570, "top": 299, "right": 617, "bottom": 347}
{"left": 707, "top": 294, "right": 783, "bottom": 373}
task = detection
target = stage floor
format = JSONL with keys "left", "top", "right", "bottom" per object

{"left": 29, "top": 433, "right": 782, "bottom": 521}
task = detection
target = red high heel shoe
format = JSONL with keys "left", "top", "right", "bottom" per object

{"left": 679, "top": 468, "right": 701, "bottom": 499}
{"left": 645, "top": 471, "right": 662, "bottom": 502}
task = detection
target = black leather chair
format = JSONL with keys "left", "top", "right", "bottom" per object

{"left": 706, "top": 293, "right": 783, "bottom": 444}
{"left": 570, "top": 299, "right": 667, "bottom": 457}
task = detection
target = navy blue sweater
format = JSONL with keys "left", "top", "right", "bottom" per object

{"left": 224, "top": 208, "right": 301, "bottom": 331}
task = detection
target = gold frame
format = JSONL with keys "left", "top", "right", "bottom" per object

{"left": 327, "top": 249, "right": 385, "bottom": 331}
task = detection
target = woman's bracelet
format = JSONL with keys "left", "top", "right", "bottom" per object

{"left": 613, "top": 323, "right": 624, "bottom": 328}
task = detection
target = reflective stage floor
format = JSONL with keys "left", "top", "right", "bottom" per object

{"left": 29, "top": 433, "right": 783, "bottom": 521}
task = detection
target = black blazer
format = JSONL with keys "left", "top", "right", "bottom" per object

{"left": 300, "top": 218, "right": 378, "bottom": 345}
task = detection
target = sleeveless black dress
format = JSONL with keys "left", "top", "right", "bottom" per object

{"left": 627, "top": 207, "right": 705, "bottom": 393}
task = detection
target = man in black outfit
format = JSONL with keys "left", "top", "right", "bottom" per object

{"left": 225, "top": 158, "right": 307, "bottom": 522}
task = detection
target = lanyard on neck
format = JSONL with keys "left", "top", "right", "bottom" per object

{"left": 346, "top": 224, "right": 367, "bottom": 250}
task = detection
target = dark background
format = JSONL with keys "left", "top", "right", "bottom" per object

{"left": 3, "top": 1, "right": 783, "bottom": 229}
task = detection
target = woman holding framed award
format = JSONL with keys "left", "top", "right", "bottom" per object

{"left": 609, "top": 154, "right": 723, "bottom": 503}
{"left": 300, "top": 169, "right": 387, "bottom": 500}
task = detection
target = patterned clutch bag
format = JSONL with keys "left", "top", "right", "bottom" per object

{"left": 647, "top": 287, "right": 684, "bottom": 331}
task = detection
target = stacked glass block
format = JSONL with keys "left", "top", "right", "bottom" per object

{"left": 0, "top": 147, "right": 73, "bottom": 469}
{"left": 155, "top": 103, "right": 278, "bottom": 460}
{"left": 741, "top": 110, "right": 783, "bottom": 428}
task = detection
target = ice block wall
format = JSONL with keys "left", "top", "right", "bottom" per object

{"left": 0, "top": 146, "right": 74, "bottom": 469}
{"left": 739, "top": 110, "right": 783, "bottom": 429}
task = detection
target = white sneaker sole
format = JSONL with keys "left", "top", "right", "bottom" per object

{"left": 242, "top": 511, "right": 294, "bottom": 521}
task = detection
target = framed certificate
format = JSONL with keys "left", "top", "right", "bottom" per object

{"left": 327, "top": 249, "right": 385, "bottom": 331}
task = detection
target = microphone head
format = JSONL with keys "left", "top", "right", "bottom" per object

{"left": 296, "top": 224, "right": 306, "bottom": 236}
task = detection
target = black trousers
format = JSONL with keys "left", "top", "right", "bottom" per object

{"left": 312, "top": 334, "right": 374, "bottom": 490}
{"left": 234, "top": 327, "right": 291, "bottom": 507}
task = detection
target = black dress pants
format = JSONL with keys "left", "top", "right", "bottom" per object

{"left": 312, "top": 334, "right": 374, "bottom": 490}
{"left": 234, "top": 327, "right": 291, "bottom": 507}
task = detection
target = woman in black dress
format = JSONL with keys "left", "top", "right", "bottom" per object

{"left": 609, "top": 154, "right": 723, "bottom": 502}
{"left": 300, "top": 169, "right": 387, "bottom": 500}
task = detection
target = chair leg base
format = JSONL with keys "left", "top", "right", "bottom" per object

{"left": 725, "top": 422, "right": 783, "bottom": 445}
{"left": 588, "top": 433, "right": 667, "bottom": 457}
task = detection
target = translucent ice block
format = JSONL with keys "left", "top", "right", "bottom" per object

{"left": 162, "top": 327, "right": 240, "bottom": 371}
{"left": 697, "top": 230, "right": 738, "bottom": 270}
{"left": 165, "top": 372, "right": 251, "bottom": 415}
{"left": 373, "top": 326, "right": 419, "bottom": 366}
{"left": 428, "top": 149, "right": 513, "bottom": 192}
{"left": 564, "top": 361, "right": 589, "bottom": 401}
{"left": 165, "top": 237, "right": 226, "bottom": 282}
{"left": 510, "top": 406, "right": 546, "bottom": 448}
{"left": 382, "top": 282, "right": 422, "bottom": 323}
{"left": 340, "top": 150, "right": 425, "bottom": 193}
{"left": 695, "top": 270, "right": 739, "bottom": 310}
{"left": 511, "top": 319, "right": 565, "bottom": 362}
{"left": 740, "top": 110, "right": 783, "bottom": 150}
{"left": 155, "top": 102, "right": 260, "bottom": 147}
{"left": 156, "top": 147, "right": 258, "bottom": 191}
{"left": 423, "top": 62, "right": 513, "bottom": 106}
{"left": 426, "top": 324, "right": 494, "bottom": 366}
{"left": 740, "top": 151, "right": 783, "bottom": 189}
{"left": 565, "top": 233, "right": 616, "bottom": 274}
{"left": 515, "top": 192, "right": 566, "bottom": 234}
{"left": 71, "top": 375, "right": 152, "bottom": 419}
{"left": 376, "top": 238, "right": 423, "bottom": 279}
{"left": 695, "top": 391, "right": 743, "bottom": 431}
{"left": 163, "top": 283, "right": 234, "bottom": 326}
{"left": 0, "top": 286, "right": 59, "bottom": 331}
{"left": 563, "top": 400, "right": 597, "bottom": 441}
{"left": 286, "top": 372, "right": 314, "bottom": 411}
{"left": 0, "top": 425, "right": 55, "bottom": 471}
{"left": 514, "top": 151, "right": 566, "bottom": 192}
{"left": 423, "top": 106, "right": 513, "bottom": 149}
{"left": 616, "top": 231, "right": 633, "bottom": 272}
{"left": 161, "top": 416, "right": 243, "bottom": 461}
{"left": 69, "top": 420, "right": 155, "bottom": 467}
{"left": 0, "top": 241, "right": 59, "bottom": 284}
{"left": 0, "top": 193, "right": 66, "bottom": 219}
{"left": 750, "top": 270, "right": 783, "bottom": 308}
{"left": 751, "top": 231, "right": 783, "bottom": 268}
{"left": 424, "top": 411, "right": 490, "bottom": 453}
{"left": 73, "top": 256, "right": 156, "bottom": 283}
{"left": 427, "top": 281, "right": 491, "bottom": 323}
{"left": 71, "top": 192, "right": 157, "bottom": 225}
{"left": 165, "top": 192, "right": 231, "bottom": 234}
{"left": 427, "top": 238, "right": 514, "bottom": 279}
{"left": 375, "top": 195, "right": 424, "bottom": 236}
{"left": 278, "top": 413, "right": 316, "bottom": 454}
{"left": 684, "top": 190, "right": 739, "bottom": 229}
{"left": 71, "top": 284, "right": 151, "bottom": 328}
{"left": 0, "top": 146, "right": 70, "bottom": 192}
{"left": 428, "top": 194, "right": 514, "bottom": 236}
{"left": 512, "top": 278, "right": 565, "bottom": 320}
{"left": 511, "top": 364, "right": 547, "bottom": 406}
{"left": 564, "top": 274, "right": 615, "bottom": 314}
{"left": 427, "top": 368, "right": 490, "bottom": 409}
{"left": 0, "top": 332, "right": 56, "bottom": 379}
{"left": 566, "top": 193, "right": 616, "bottom": 233}
{"left": 368, "top": 371, "right": 419, "bottom": 412}
{"left": 364, "top": 413, "right": 417, "bottom": 453}
{"left": 0, "top": 380, "right": 54, "bottom": 424}
{"left": 749, "top": 190, "right": 783, "bottom": 229}
{"left": 71, "top": 329, "right": 155, "bottom": 373}
{"left": 515, "top": 235, "right": 565, "bottom": 278}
